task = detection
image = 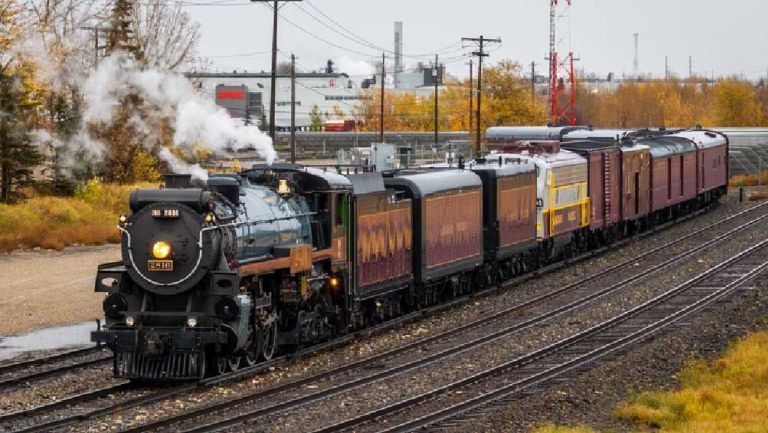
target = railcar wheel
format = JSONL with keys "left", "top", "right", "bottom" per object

{"left": 216, "top": 356, "right": 228, "bottom": 375}
{"left": 262, "top": 321, "right": 278, "bottom": 361}
{"left": 228, "top": 356, "right": 242, "bottom": 372}
{"left": 206, "top": 351, "right": 228, "bottom": 377}
{"left": 196, "top": 351, "right": 206, "bottom": 380}
{"left": 245, "top": 335, "right": 261, "bottom": 367}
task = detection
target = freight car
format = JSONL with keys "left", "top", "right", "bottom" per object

{"left": 92, "top": 128, "right": 728, "bottom": 381}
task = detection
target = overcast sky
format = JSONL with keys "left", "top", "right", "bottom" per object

{"left": 185, "top": 0, "right": 768, "bottom": 81}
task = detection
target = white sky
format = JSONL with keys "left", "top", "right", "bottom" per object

{"left": 184, "top": 0, "right": 768, "bottom": 81}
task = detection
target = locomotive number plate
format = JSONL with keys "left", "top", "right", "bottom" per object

{"left": 148, "top": 260, "right": 174, "bottom": 271}
{"left": 151, "top": 208, "right": 180, "bottom": 219}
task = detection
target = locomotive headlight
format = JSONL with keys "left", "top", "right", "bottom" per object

{"left": 186, "top": 317, "right": 198, "bottom": 328}
{"left": 125, "top": 316, "right": 135, "bottom": 326}
{"left": 204, "top": 213, "right": 215, "bottom": 224}
{"left": 152, "top": 241, "right": 172, "bottom": 259}
{"left": 118, "top": 214, "right": 129, "bottom": 224}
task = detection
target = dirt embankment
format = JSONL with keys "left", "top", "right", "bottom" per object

{"left": 0, "top": 245, "right": 118, "bottom": 336}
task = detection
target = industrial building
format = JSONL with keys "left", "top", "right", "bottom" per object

{"left": 188, "top": 21, "right": 447, "bottom": 130}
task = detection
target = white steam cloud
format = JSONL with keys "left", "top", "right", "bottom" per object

{"left": 336, "top": 57, "right": 374, "bottom": 77}
{"left": 79, "top": 53, "right": 275, "bottom": 180}
{"left": 157, "top": 148, "right": 209, "bottom": 182}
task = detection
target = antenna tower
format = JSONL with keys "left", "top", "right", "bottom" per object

{"left": 548, "top": 0, "right": 577, "bottom": 126}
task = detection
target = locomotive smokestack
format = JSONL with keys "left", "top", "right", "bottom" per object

{"left": 164, "top": 174, "right": 193, "bottom": 189}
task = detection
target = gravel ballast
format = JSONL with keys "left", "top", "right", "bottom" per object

{"left": 16, "top": 197, "right": 765, "bottom": 433}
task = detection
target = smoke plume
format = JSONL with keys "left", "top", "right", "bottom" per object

{"left": 79, "top": 53, "right": 275, "bottom": 180}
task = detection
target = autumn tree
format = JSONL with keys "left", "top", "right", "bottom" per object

{"left": 355, "top": 60, "right": 546, "bottom": 135}
{"left": 107, "top": 0, "right": 143, "bottom": 61}
{"left": 310, "top": 105, "right": 324, "bottom": 131}
{"left": 711, "top": 80, "right": 764, "bottom": 126}
{"left": 133, "top": 1, "right": 200, "bottom": 70}
{"left": 0, "top": 1, "right": 44, "bottom": 202}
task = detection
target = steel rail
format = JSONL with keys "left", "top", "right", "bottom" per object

{"left": 8, "top": 200, "right": 761, "bottom": 433}
{"left": 0, "top": 346, "right": 102, "bottom": 377}
{"left": 369, "top": 240, "right": 768, "bottom": 433}
{"left": 0, "top": 356, "right": 111, "bottom": 390}
{"left": 162, "top": 205, "right": 768, "bottom": 433}
{"left": 0, "top": 382, "right": 132, "bottom": 424}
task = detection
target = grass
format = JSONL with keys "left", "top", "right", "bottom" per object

{"left": 530, "top": 331, "right": 768, "bottom": 433}
{"left": 0, "top": 180, "right": 151, "bottom": 252}
{"left": 729, "top": 172, "right": 768, "bottom": 187}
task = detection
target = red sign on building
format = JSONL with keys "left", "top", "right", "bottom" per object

{"left": 216, "top": 91, "right": 244, "bottom": 100}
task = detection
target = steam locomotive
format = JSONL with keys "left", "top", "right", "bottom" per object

{"left": 92, "top": 127, "right": 728, "bottom": 381}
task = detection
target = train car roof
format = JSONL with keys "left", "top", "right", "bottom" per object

{"left": 563, "top": 128, "right": 673, "bottom": 142}
{"left": 247, "top": 164, "right": 353, "bottom": 191}
{"left": 637, "top": 136, "right": 697, "bottom": 157}
{"left": 488, "top": 149, "right": 587, "bottom": 170}
{"left": 468, "top": 158, "right": 537, "bottom": 176}
{"left": 421, "top": 158, "right": 536, "bottom": 177}
{"left": 384, "top": 169, "right": 482, "bottom": 199}
{"left": 560, "top": 140, "right": 622, "bottom": 153}
{"left": 486, "top": 126, "right": 586, "bottom": 141}
{"left": 561, "top": 129, "right": 635, "bottom": 141}
{"left": 672, "top": 129, "right": 728, "bottom": 149}
{"left": 347, "top": 172, "right": 386, "bottom": 195}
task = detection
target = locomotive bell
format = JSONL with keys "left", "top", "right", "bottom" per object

{"left": 277, "top": 178, "right": 291, "bottom": 195}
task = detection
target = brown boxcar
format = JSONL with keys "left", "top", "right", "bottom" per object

{"left": 674, "top": 130, "right": 729, "bottom": 196}
{"left": 348, "top": 174, "right": 413, "bottom": 300}
{"left": 384, "top": 170, "right": 483, "bottom": 284}
{"left": 470, "top": 160, "right": 538, "bottom": 261}
{"left": 560, "top": 141, "right": 622, "bottom": 230}
{"left": 618, "top": 143, "right": 652, "bottom": 221}
{"left": 639, "top": 136, "right": 698, "bottom": 212}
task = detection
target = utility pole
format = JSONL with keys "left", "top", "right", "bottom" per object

{"left": 290, "top": 53, "right": 296, "bottom": 164}
{"left": 463, "top": 35, "right": 501, "bottom": 157}
{"left": 468, "top": 60, "right": 473, "bottom": 145}
{"left": 665, "top": 56, "right": 669, "bottom": 81}
{"left": 380, "top": 52, "right": 386, "bottom": 144}
{"left": 531, "top": 61, "right": 536, "bottom": 101}
{"left": 251, "top": 0, "right": 303, "bottom": 143}
{"left": 434, "top": 54, "right": 439, "bottom": 146}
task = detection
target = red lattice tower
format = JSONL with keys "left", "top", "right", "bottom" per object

{"left": 548, "top": 0, "right": 576, "bottom": 126}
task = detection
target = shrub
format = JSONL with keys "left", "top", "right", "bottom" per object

{"left": 0, "top": 180, "right": 150, "bottom": 252}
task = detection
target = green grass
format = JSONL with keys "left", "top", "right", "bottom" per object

{"left": 531, "top": 331, "right": 768, "bottom": 433}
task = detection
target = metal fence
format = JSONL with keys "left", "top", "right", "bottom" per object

{"left": 720, "top": 128, "right": 768, "bottom": 177}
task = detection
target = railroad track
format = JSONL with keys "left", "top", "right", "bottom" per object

{"left": 346, "top": 238, "right": 768, "bottom": 433}
{"left": 3, "top": 200, "right": 764, "bottom": 433}
{"left": 0, "top": 346, "right": 111, "bottom": 390}
{"left": 87, "top": 203, "right": 768, "bottom": 433}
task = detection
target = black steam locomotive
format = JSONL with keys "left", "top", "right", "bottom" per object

{"left": 93, "top": 167, "right": 356, "bottom": 379}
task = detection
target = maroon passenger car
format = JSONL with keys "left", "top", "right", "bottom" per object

{"left": 638, "top": 136, "right": 698, "bottom": 213}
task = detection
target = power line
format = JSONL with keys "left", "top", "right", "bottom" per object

{"left": 462, "top": 35, "right": 501, "bottom": 156}
{"left": 301, "top": 0, "right": 464, "bottom": 60}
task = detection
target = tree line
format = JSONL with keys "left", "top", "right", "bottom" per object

{"left": 0, "top": 0, "right": 200, "bottom": 203}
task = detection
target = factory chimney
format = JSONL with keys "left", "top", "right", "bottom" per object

{"left": 394, "top": 21, "right": 403, "bottom": 89}
{"left": 633, "top": 33, "right": 639, "bottom": 79}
